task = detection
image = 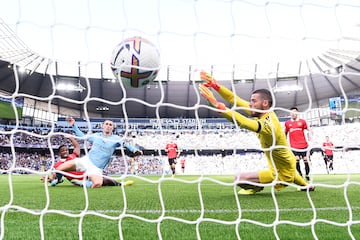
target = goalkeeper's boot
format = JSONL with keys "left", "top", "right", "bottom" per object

{"left": 297, "top": 185, "right": 315, "bottom": 192}
{"left": 123, "top": 180, "right": 134, "bottom": 186}
{"left": 238, "top": 186, "right": 264, "bottom": 195}
{"left": 200, "top": 71, "right": 221, "bottom": 91}
{"left": 238, "top": 189, "right": 259, "bottom": 195}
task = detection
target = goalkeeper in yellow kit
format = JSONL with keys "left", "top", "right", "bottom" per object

{"left": 199, "top": 71, "right": 315, "bottom": 194}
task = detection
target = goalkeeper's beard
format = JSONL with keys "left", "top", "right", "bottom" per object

{"left": 250, "top": 107, "right": 267, "bottom": 118}
{"left": 251, "top": 111, "right": 261, "bottom": 118}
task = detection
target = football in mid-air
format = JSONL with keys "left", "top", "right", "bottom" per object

{"left": 110, "top": 36, "right": 160, "bottom": 88}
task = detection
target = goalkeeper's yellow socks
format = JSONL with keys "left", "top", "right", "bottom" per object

{"left": 294, "top": 173, "right": 308, "bottom": 186}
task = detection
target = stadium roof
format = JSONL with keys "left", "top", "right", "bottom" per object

{"left": 1, "top": 57, "right": 360, "bottom": 119}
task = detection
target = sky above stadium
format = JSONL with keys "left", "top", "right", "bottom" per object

{"left": 0, "top": 0, "right": 360, "bottom": 77}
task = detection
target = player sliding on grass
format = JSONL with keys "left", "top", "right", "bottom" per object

{"left": 199, "top": 71, "right": 315, "bottom": 194}
{"left": 41, "top": 135, "right": 134, "bottom": 187}
{"left": 53, "top": 117, "right": 142, "bottom": 188}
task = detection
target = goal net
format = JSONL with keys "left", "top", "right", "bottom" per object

{"left": 0, "top": 0, "right": 360, "bottom": 239}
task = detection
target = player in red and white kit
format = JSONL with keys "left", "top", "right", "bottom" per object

{"left": 165, "top": 137, "right": 180, "bottom": 177}
{"left": 40, "top": 136, "right": 83, "bottom": 186}
{"left": 322, "top": 136, "right": 334, "bottom": 173}
{"left": 285, "top": 107, "right": 311, "bottom": 181}
{"left": 180, "top": 158, "right": 185, "bottom": 174}
{"left": 42, "top": 136, "right": 132, "bottom": 187}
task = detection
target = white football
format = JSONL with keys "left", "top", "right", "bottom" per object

{"left": 110, "top": 36, "right": 160, "bottom": 88}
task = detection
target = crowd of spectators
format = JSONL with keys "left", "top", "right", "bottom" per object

{"left": 0, "top": 122, "right": 359, "bottom": 175}
{"left": 0, "top": 151, "right": 50, "bottom": 174}
{"left": 2, "top": 149, "right": 359, "bottom": 175}
{"left": 2, "top": 122, "right": 360, "bottom": 149}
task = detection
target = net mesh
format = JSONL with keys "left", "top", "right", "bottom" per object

{"left": 0, "top": 0, "right": 360, "bottom": 239}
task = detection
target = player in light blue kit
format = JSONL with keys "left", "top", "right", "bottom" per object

{"left": 55, "top": 117, "right": 142, "bottom": 188}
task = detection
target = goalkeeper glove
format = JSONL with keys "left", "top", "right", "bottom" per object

{"left": 200, "top": 70, "right": 221, "bottom": 91}
{"left": 199, "top": 84, "right": 226, "bottom": 111}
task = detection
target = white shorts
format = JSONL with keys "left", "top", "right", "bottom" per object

{"left": 75, "top": 155, "right": 102, "bottom": 177}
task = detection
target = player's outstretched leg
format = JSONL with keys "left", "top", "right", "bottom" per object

{"left": 100, "top": 177, "right": 134, "bottom": 187}
{"left": 294, "top": 173, "right": 315, "bottom": 192}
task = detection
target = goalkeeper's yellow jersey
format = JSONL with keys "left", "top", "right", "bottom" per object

{"left": 217, "top": 87, "right": 296, "bottom": 175}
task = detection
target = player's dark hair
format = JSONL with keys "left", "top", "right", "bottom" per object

{"left": 58, "top": 144, "right": 67, "bottom": 152}
{"left": 253, "top": 89, "right": 273, "bottom": 107}
{"left": 103, "top": 119, "right": 114, "bottom": 124}
{"left": 290, "top": 106, "right": 298, "bottom": 111}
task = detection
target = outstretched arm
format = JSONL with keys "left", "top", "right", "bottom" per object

{"left": 199, "top": 84, "right": 261, "bottom": 133}
{"left": 67, "top": 117, "right": 85, "bottom": 138}
{"left": 124, "top": 143, "right": 143, "bottom": 156}
{"left": 200, "top": 71, "right": 251, "bottom": 115}
{"left": 221, "top": 108, "right": 261, "bottom": 133}
{"left": 67, "top": 136, "right": 81, "bottom": 157}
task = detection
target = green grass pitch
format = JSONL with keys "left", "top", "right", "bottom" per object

{"left": 0, "top": 101, "right": 22, "bottom": 119}
{"left": 0, "top": 174, "right": 359, "bottom": 240}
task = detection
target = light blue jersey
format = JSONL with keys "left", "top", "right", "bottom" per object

{"left": 72, "top": 125, "right": 136, "bottom": 170}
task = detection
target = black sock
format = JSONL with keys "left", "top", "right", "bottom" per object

{"left": 55, "top": 173, "right": 63, "bottom": 182}
{"left": 304, "top": 162, "right": 310, "bottom": 176}
{"left": 296, "top": 161, "right": 302, "bottom": 176}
